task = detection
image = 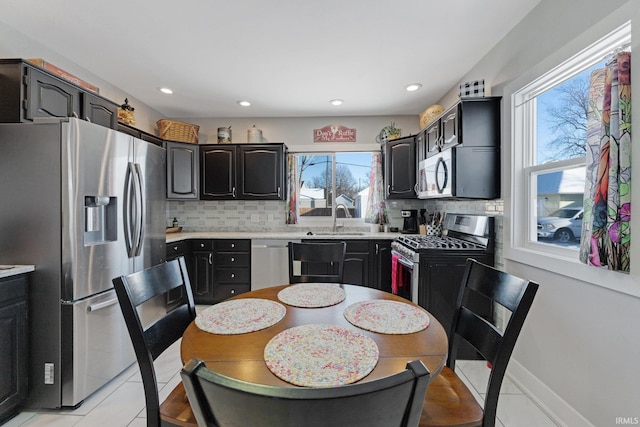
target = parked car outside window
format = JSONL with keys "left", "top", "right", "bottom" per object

{"left": 537, "top": 207, "right": 583, "bottom": 243}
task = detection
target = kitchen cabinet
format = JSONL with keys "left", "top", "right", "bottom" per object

{"left": 191, "top": 239, "right": 251, "bottom": 304}
{"left": 165, "top": 241, "right": 193, "bottom": 310}
{"left": 117, "top": 122, "right": 164, "bottom": 147}
{"left": 166, "top": 141, "right": 199, "bottom": 200}
{"left": 424, "top": 97, "right": 501, "bottom": 158}
{"left": 200, "top": 145, "right": 236, "bottom": 199}
{"left": 384, "top": 136, "right": 416, "bottom": 199}
{"left": 237, "top": 144, "right": 286, "bottom": 200}
{"left": 372, "top": 240, "right": 393, "bottom": 293}
{"left": 0, "top": 59, "right": 118, "bottom": 129}
{"left": 200, "top": 143, "right": 287, "bottom": 200}
{"left": 0, "top": 274, "right": 28, "bottom": 423}
{"left": 302, "top": 239, "right": 392, "bottom": 290}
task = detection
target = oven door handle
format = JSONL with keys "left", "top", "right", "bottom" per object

{"left": 392, "top": 250, "right": 415, "bottom": 269}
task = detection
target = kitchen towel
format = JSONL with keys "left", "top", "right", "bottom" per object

{"left": 391, "top": 254, "right": 405, "bottom": 295}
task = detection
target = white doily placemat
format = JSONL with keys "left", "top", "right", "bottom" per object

{"left": 264, "top": 324, "right": 379, "bottom": 387}
{"left": 343, "top": 300, "right": 430, "bottom": 334}
{"left": 195, "top": 298, "right": 286, "bottom": 335}
{"left": 277, "top": 283, "right": 346, "bottom": 308}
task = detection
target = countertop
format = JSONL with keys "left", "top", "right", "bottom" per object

{"left": 0, "top": 265, "right": 35, "bottom": 279}
{"left": 166, "top": 231, "right": 405, "bottom": 243}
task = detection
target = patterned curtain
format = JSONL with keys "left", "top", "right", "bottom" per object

{"left": 286, "top": 153, "right": 298, "bottom": 224}
{"left": 364, "top": 152, "right": 389, "bottom": 225}
{"left": 579, "top": 52, "right": 631, "bottom": 272}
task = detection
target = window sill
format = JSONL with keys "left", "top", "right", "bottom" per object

{"left": 504, "top": 245, "right": 640, "bottom": 298}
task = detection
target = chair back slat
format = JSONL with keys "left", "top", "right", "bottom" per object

{"left": 288, "top": 241, "right": 347, "bottom": 283}
{"left": 182, "top": 358, "right": 430, "bottom": 427}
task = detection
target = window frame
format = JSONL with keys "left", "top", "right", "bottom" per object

{"left": 506, "top": 21, "right": 638, "bottom": 296}
{"left": 293, "top": 150, "right": 374, "bottom": 228}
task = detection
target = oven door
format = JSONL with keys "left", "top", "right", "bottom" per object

{"left": 418, "top": 149, "right": 453, "bottom": 199}
{"left": 391, "top": 250, "right": 419, "bottom": 304}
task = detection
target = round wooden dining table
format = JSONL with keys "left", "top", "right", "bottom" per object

{"left": 181, "top": 284, "right": 448, "bottom": 387}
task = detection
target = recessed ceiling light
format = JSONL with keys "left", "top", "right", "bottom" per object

{"left": 237, "top": 100, "right": 251, "bottom": 107}
{"left": 330, "top": 99, "right": 343, "bottom": 106}
{"left": 405, "top": 83, "right": 422, "bottom": 92}
{"left": 159, "top": 87, "right": 173, "bottom": 95}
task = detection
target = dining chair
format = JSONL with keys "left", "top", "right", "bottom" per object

{"left": 181, "top": 358, "right": 430, "bottom": 427}
{"left": 419, "top": 258, "right": 539, "bottom": 427}
{"left": 288, "top": 241, "right": 347, "bottom": 283}
{"left": 112, "top": 256, "right": 197, "bottom": 427}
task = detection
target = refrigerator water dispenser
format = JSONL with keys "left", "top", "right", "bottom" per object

{"left": 84, "top": 196, "right": 117, "bottom": 244}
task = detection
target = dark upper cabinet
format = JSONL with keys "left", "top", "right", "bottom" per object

{"left": 26, "top": 67, "right": 81, "bottom": 120}
{"left": 384, "top": 135, "right": 416, "bottom": 199}
{"left": 0, "top": 59, "right": 118, "bottom": 129}
{"left": 201, "top": 145, "right": 237, "bottom": 199}
{"left": 166, "top": 141, "right": 199, "bottom": 200}
{"left": 201, "top": 143, "right": 287, "bottom": 200}
{"left": 238, "top": 144, "right": 285, "bottom": 200}
{"left": 424, "top": 97, "right": 501, "bottom": 157}
{"left": 117, "top": 122, "right": 164, "bottom": 147}
{"left": 82, "top": 93, "right": 118, "bottom": 129}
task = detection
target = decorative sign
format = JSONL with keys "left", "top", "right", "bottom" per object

{"left": 313, "top": 125, "right": 356, "bottom": 142}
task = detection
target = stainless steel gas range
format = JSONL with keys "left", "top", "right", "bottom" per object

{"left": 391, "top": 213, "right": 495, "bottom": 359}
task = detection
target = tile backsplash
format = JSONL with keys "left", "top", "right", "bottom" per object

{"left": 167, "top": 198, "right": 504, "bottom": 268}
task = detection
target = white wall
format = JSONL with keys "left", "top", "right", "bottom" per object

{"left": 438, "top": 1, "right": 639, "bottom": 425}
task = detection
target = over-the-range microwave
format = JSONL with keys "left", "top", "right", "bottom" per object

{"left": 418, "top": 149, "right": 452, "bottom": 198}
{"left": 417, "top": 146, "right": 500, "bottom": 199}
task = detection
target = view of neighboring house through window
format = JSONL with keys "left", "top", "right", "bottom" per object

{"left": 296, "top": 152, "right": 372, "bottom": 223}
{"left": 513, "top": 22, "right": 631, "bottom": 254}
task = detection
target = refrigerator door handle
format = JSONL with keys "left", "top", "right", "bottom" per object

{"left": 87, "top": 297, "right": 119, "bottom": 312}
{"left": 133, "top": 163, "right": 145, "bottom": 257}
{"left": 124, "top": 162, "right": 135, "bottom": 257}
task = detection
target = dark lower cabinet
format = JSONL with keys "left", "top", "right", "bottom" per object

{"left": 191, "top": 239, "right": 251, "bottom": 304}
{"left": 302, "top": 239, "right": 392, "bottom": 290}
{"left": 0, "top": 274, "right": 28, "bottom": 423}
{"left": 372, "top": 240, "right": 392, "bottom": 293}
{"left": 165, "top": 241, "right": 194, "bottom": 310}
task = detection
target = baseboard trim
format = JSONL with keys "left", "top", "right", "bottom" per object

{"left": 507, "top": 359, "right": 594, "bottom": 427}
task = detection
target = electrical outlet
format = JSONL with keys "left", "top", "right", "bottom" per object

{"left": 251, "top": 214, "right": 260, "bottom": 223}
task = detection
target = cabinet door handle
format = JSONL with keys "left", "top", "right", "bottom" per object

{"left": 231, "top": 243, "right": 235, "bottom": 248}
{"left": 278, "top": 186, "right": 281, "bottom": 197}
{"left": 208, "top": 253, "right": 213, "bottom": 265}
{"left": 232, "top": 187, "right": 237, "bottom": 198}
{"left": 231, "top": 257, "right": 235, "bottom": 262}
{"left": 231, "top": 289, "right": 235, "bottom": 294}
{"left": 375, "top": 244, "right": 379, "bottom": 255}
{"left": 231, "top": 273, "right": 235, "bottom": 278}
{"left": 387, "top": 184, "right": 390, "bottom": 197}
{"left": 173, "top": 246, "right": 178, "bottom": 251}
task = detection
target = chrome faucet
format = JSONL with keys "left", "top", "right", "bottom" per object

{"left": 333, "top": 203, "right": 352, "bottom": 232}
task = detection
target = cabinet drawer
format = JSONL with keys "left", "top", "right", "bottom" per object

{"left": 192, "top": 240, "right": 215, "bottom": 251}
{"left": 215, "top": 284, "right": 250, "bottom": 301}
{"left": 215, "top": 252, "right": 250, "bottom": 267}
{"left": 215, "top": 268, "right": 250, "bottom": 284}
{"left": 216, "top": 240, "right": 250, "bottom": 251}
{"left": 166, "top": 241, "right": 189, "bottom": 257}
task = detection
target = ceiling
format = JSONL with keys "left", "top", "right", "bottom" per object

{"left": 0, "top": 0, "right": 540, "bottom": 119}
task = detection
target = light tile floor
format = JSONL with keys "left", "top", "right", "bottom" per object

{"left": 5, "top": 342, "right": 560, "bottom": 427}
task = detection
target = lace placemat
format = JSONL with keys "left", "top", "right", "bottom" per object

{"left": 195, "top": 298, "right": 286, "bottom": 335}
{"left": 264, "top": 324, "right": 379, "bottom": 387}
{"left": 343, "top": 300, "right": 430, "bottom": 334}
{"left": 277, "top": 283, "right": 346, "bottom": 308}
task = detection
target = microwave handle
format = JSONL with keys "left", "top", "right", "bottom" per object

{"left": 435, "top": 156, "right": 448, "bottom": 194}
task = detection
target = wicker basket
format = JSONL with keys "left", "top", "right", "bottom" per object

{"left": 156, "top": 119, "right": 200, "bottom": 143}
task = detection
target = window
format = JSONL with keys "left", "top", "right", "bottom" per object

{"left": 295, "top": 152, "right": 373, "bottom": 224}
{"left": 512, "top": 22, "right": 631, "bottom": 257}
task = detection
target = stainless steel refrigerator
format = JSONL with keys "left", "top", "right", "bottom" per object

{"left": 0, "top": 118, "right": 166, "bottom": 409}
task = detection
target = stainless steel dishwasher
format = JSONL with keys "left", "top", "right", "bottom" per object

{"left": 251, "top": 239, "right": 300, "bottom": 290}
